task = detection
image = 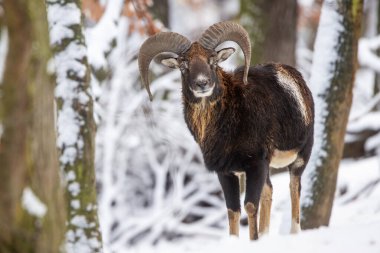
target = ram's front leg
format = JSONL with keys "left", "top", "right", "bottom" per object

{"left": 244, "top": 160, "right": 268, "bottom": 240}
{"left": 217, "top": 172, "right": 241, "bottom": 237}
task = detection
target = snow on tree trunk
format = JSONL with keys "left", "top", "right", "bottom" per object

{"left": 84, "top": 0, "right": 124, "bottom": 248}
{"left": 301, "top": 0, "right": 363, "bottom": 229}
{"left": 46, "top": 0, "right": 103, "bottom": 252}
{"left": 0, "top": 0, "right": 65, "bottom": 252}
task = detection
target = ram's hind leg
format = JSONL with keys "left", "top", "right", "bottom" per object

{"left": 217, "top": 172, "right": 241, "bottom": 236}
{"left": 244, "top": 160, "right": 268, "bottom": 240}
{"left": 289, "top": 136, "right": 313, "bottom": 233}
{"left": 289, "top": 172, "right": 301, "bottom": 233}
{"left": 259, "top": 174, "right": 273, "bottom": 235}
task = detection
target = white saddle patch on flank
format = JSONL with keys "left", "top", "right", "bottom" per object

{"left": 270, "top": 149, "right": 298, "bottom": 169}
{"left": 276, "top": 68, "right": 310, "bottom": 125}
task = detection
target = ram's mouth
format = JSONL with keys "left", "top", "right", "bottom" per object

{"left": 191, "top": 85, "right": 215, "bottom": 98}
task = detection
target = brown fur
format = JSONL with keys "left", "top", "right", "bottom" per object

{"left": 290, "top": 175, "right": 301, "bottom": 233}
{"left": 228, "top": 209, "right": 240, "bottom": 236}
{"left": 245, "top": 202, "right": 258, "bottom": 240}
{"left": 188, "top": 99, "right": 218, "bottom": 142}
{"left": 259, "top": 183, "right": 273, "bottom": 234}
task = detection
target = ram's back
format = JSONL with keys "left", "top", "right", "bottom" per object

{"left": 231, "top": 63, "right": 314, "bottom": 153}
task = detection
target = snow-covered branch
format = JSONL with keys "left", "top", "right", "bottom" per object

{"left": 358, "top": 36, "right": 380, "bottom": 72}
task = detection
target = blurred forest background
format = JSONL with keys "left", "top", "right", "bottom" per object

{"left": 0, "top": 0, "right": 380, "bottom": 253}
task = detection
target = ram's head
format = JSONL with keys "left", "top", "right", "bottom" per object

{"left": 138, "top": 21, "right": 251, "bottom": 100}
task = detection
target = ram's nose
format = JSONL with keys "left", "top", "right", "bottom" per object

{"left": 195, "top": 78, "right": 211, "bottom": 89}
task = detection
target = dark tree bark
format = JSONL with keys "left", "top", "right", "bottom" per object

{"left": 239, "top": 0, "right": 297, "bottom": 66}
{"left": 0, "top": 0, "right": 65, "bottom": 252}
{"left": 375, "top": 0, "right": 380, "bottom": 94}
{"left": 301, "top": 0, "right": 363, "bottom": 229}
{"left": 149, "top": 0, "right": 170, "bottom": 28}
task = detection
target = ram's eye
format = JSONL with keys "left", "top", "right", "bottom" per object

{"left": 209, "top": 57, "right": 217, "bottom": 66}
{"left": 180, "top": 61, "right": 188, "bottom": 71}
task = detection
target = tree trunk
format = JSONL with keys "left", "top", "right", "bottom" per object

{"left": 375, "top": 0, "right": 380, "bottom": 95}
{"left": 239, "top": 0, "right": 297, "bottom": 66}
{"left": 46, "top": 0, "right": 103, "bottom": 252}
{"left": 301, "top": 0, "right": 363, "bottom": 229}
{"left": 149, "top": 0, "right": 169, "bottom": 28}
{"left": 0, "top": 0, "right": 65, "bottom": 252}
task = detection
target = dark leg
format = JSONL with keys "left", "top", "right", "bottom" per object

{"left": 217, "top": 172, "right": 241, "bottom": 236}
{"left": 259, "top": 174, "right": 273, "bottom": 235}
{"left": 244, "top": 160, "right": 268, "bottom": 240}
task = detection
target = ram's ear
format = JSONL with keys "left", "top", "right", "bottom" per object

{"left": 161, "top": 58, "right": 179, "bottom": 69}
{"left": 216, "top": 47, "right": 235, "bottom": 63}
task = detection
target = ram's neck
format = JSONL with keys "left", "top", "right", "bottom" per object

{"left": 182, "top": 68, "right": 235, "bottom": 144}
{"left": 187, "top": 99, "right": 217, "bottom": 143}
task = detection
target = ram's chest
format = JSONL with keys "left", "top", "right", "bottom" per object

{"left": 188, "top": 100, "right": 217, "bottom": 143}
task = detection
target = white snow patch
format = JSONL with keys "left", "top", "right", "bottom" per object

{"left": 66, "top": 216, "right": 102, "bottom": 253}
{"left": 86, "top": 203, "right": 94, "bottom": 211}
{"left": 66, "top": 170, "right": 76, "bottom": 181}
{"left": 358, "top": 36, "right": 380, "bottom": 72}
{"left": 71, "top": 200, "right": 80, "bottom": 209}
{"left": 348, "top": 112, "right": 380, "bottom": 132}
{"left": 21, "top": 187, "right": 47, "bottom": 218}
{"left": 52, "top": 42, "right": 89, "bottom": 165}
{"left": 365, "top": 132, "right": 380, "bottom": 152}
{"left": 0, "top": 28, "right": 8, "bottom": 83}
{"left": 68, "top": 182, "right": 80, "bottom": 196}
{"left": 47, "top": 2, "right": 81, "bottom": 45}
{"left": 85, "top": 0, "right": 124, "bottom": 70}
{"left": 66, "top": 233, "right": 102, "bottom": 253}
{"left": 298, "top": 0, "right": 314, "bottom": 7}
{"left": 71, "top": 215, "right": 90, "bottom": 228}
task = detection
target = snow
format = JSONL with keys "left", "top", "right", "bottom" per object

{"left": 47, "top": 0, "right": 91, "bottom": 167}
{"left": 66, "top": 170, "right": 76, "bottom": 181}
{"left": 21, "top": 187, "right": 48, "bottom": 218}
{"left": 348, "top": 112, "right": 380, "bottom": 132}
{"left": 66, "top": 228, "right": 102, "bottom": 253}
{"left": 366, "top": 132, "right": 380, "bottom": 152}
{"left": 0, "top": 28, "right": 8, "bottom": 83}
{"left": 301, "top": 0, "right": 344, "bottom": 207}
{"left": 50, "top": 43, "right": 88, "bottom": 165}
{"left": 85, "top": 0, "right": 124, "bottom": 70}
{"left": 71, "top": 215, "right": 91, "bottom": 228}
{"left": 66, "top": 215, "right": 102, "bottom": 253}
{"left": 358, "top": 36, "right": 380, "bottom": 72}
{"left": 298, "top": 0, "right": 314, "bottom": 7}
{"left": 47, "top": 2, "right": 81, "bottom": 45}
{"left": 71, "top": 200, "right": 80, "bottom": 209}
{"left": 102, "top": 156, "right": 380, "bottom": 253}
{"left": 169, "top": 0, "right": 231, "bottom": 39}
{"left": 68, "top": 182, "right": 80, "bottom": 196}
{"left": 136, "top": 223, "right": 380, "bottom": 253}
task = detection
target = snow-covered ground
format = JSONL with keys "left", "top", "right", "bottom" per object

{"left": 127, "top": 156, "right": 380, "bottom": 253}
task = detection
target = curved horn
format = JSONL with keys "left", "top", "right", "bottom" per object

{"left": 198, "top": 21, "right": 251, "bottom": 85}
{"left": 138, "top": 32, "right": 191, "bottom": 101}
